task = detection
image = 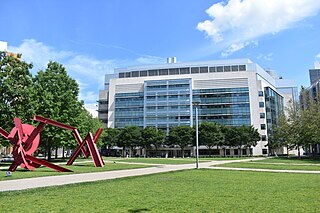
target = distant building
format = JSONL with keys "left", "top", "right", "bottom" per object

{"left": 299, "top": 62, "right": 320, "bottom": 156}
{"left": 309, "top": 62, "right": 320, "bottom": 85}
{"left": 98, "top": 58, "right": 297, "bottom": 156}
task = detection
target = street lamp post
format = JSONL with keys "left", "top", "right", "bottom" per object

{"left": 192, "top": 101, "right": 200, "bottom": 169}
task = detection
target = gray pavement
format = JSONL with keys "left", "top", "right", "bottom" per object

{"left": 0, "top": 157, "right": 318, "bottom": 192}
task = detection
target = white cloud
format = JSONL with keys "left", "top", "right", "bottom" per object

{"left": 84, "top": 103, "right": 98, "bottom": 118}
{"left": 9, "top": 39, "right": 73, "bottom": 71}
{"left": 197, "top": 0, "right": 320, "bottom": 55}
{"left": 221, "top": 41, "right": 256, "bottom": 57}
{"left": 136, "top": 55, "right": 165, "bottom": 64}
{"left": 316, "top": 53, "right": 320, "bottom": 58}
{"left": 8, "top": 39, "right": 115, "bottom": 105}
{"left": 257, "top": 53, "right": 273, "bottom": 61}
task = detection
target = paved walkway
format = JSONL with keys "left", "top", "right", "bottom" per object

{"left": 0, "top": 157, "right": 318, "bottom": 192}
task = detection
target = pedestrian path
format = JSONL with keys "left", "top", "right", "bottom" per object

{"left": 0, "top": 157, "right": 318, "bottom": 192}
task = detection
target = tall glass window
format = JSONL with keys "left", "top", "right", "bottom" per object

{"left": 193, "top": 87, "right": 251, "bottom": 126}
{"left": 115, "top": 92, "right": 144, "bottom": 128}
{"left": 144, "top": 79, "right": 192, "bottom": 132}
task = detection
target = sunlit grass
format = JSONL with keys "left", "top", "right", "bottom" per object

{"left": 0, "top": 162, "right": 150, "bottom": 181}
{"left": 0, "top": 169, "right": 319, "bottom": 212}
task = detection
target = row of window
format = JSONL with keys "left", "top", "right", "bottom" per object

{"left": 119, "top": 65, "right": 246, "bottom": 78}
{"left": 119, "top": 65, "right": 247, "bottom": 78}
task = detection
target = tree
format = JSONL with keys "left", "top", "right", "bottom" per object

{"left": 223, "top": 126, "right": 240, "bottom": 156}
{"left": 242, "top": 125, "right": 260, "bottom": 156}
{"left": 168, "top": 126, "right": 194, "bottom": 158}
{"left": 33, "top": 61, "right": 82, "bottom": 160}
{"left": 103, "top": 127, "right": 120, "bottom": 150}
{"left": 199, "top": 122, "right": 224, "bottom": 157}
{"left": 141, "top": 127, "right": 166, "bottom": 157}
{"left": 117, "top": 126, "right": 142, "bottom": 157}
{"left": 0, "top": 52, "right": 35, "bottom": 146}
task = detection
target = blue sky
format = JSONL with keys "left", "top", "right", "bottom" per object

{"left": 1, "top": 0, "right": 320, "bottom": 116}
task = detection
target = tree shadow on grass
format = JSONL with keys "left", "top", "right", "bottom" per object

{"left": 128, "top": 208, "right": 151, "bottom": 213}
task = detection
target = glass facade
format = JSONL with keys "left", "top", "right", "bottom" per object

{"left": 114, "top": 84, "right": 252, "bottom": 129}
{"left": 144, "top": 79, "right": 192, "bottom": 132}
{"left": 115, "top": 92, "right": 144, "bottom": 128}
{"left": 264, "top": 87, "right": 284, "bottom": 133}
{"left": 193, "top": 87, "right": 251, "bottom": 126}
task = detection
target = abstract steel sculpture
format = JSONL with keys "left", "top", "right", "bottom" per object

{"left": 0, "top": 115, "right": 104, "bottom": 172}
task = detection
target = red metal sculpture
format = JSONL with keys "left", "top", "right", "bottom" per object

{"left": 0, "top": 115, "right": 104, "bottom": 172}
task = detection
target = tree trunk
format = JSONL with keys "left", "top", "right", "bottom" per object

{"left": 62, "top": 147, "right": 65, "bottom": 159}
{"left": 297, "top": 145, "right": 301, "bottom": 159}
{"left": 55, "top": 146, "right": 58, "bottom": 159}
{"left": 223, "top": 148, "right": 226, "bottom": 157}
{"left": 47, "top": 139, "right": 52, "bottom": 161}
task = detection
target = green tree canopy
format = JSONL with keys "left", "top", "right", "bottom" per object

{"left": 141, "top": 127, "right": 166, "bottom": 156}
{"left": 168, "top": 126, "right": 194, "bottom": 158}
{"left": 117, "top": 126, "right": 142, "bottom": 157}
{"left": 33, "top": 61, "right": 82, "bottom": 159}
{"left": 0, "top": 52, "right": 34, "bottom": 146}
{"left": 199, "top": 122, "right": 224, "bottom": 156}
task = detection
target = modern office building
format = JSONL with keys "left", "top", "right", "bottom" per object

{"left": 309, "top": 62, "right": 320, "bottom": 85}
{"left": 98, "top": 58, "right": 295, "bottom": 156}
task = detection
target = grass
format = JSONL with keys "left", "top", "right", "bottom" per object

{"left": 0, "top": 161, "right": 150, "bottom": 181}
{"left": 253, "top": 157, "right": 320, "bottom": 164}
{"left": 111, "top": 157, "right": 210, "bottom": 164}
{"left": 200, "top": 157, "right": 252, "bottom": 161}
{"left": 0, "top": 169, "right": 319, "bottom": 212}
{"left": 214, "top": 162, "right": 320, "bottom": 171}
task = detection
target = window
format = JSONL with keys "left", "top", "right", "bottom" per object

{"left": 125, "top": 72, "right": 131, "bottom": 78}
{"left": 234, "top": 149, "right": 239, "bottom": 155}
{"left": 119, "top": 72, "right": 125, "bottom": 78}
{"left": 261, "top": 135, "right": 267, "bottom": 141}
{"left": 259, "top": 102, "right": 264, "bottom": 107}
{"left": 148, "top": 70, "right": 158, "bottom": 76}
{"left": 260, "top": 113, "right": 265, "bottom": 119}
{"left": 260, "top": 124, "right": 266, "bottom": 130}
{"left": 226, "top": 149, "right": 230, "bottom": 155}
{"left": 179, "top": 67, "right": 190, "bottom": 74}
{"left": 231, "top": 65, "right": 238, "bottom": 71}
{"left": 209, "top": 67, "right": 216, "bottom": 72}
{"left": 132, "top": 71, "right": 139, "bottom": 77}
{"left": 239, "top": 65, "right": 246, "bottom": 71}
{"left": 191, "top": 67, "right": 199, "bottom": 74}
{"left": 258, "top": 91, "right": 264, "bottom": 97}
{"left": 140, "top": 70, "right": 147, "bottom": 77}
{"left": 159, "top": 69, "right": 168, "bottom": 75}
{"left": 216, "top": 66, "right": 223, "bottom": 72}
{"left": 242, "top": 149, "right": 247, "bottom": 155}
{"left": 224, "top": 66, "right": 231, "bottom": 72}
{"left": 200, "top": 67, "right": 208, "bottom": 73}
{"left": 169, "top": 68, "right": 179, "bottom": 75}
{"left": 262, "top": 149, "right": 268, "bottom": 155}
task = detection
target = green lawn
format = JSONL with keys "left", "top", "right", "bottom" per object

{"left": 200, "top": 157, "right": 252, "bottom": 161}
{"left": 253, "top": 157, "right": 320, "bottom": 164}
{"left": 0, "top": 162, "right": 150, "bottom": 181}
{"left": 0, "top": 169, "right": 319, "bottom": 212}
{"left": 111, "top": 157, "right": 210, "bottom": 164}
{"left": 214, "top": 162, "right": 320, "bottom": 171}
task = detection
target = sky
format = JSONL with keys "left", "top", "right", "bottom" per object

{"left": 1, "top": 0, "right": 320, "bottom": 116}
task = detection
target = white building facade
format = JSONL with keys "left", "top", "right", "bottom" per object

{"left": 99, "top": 58, "right": 291, "bottom": 156}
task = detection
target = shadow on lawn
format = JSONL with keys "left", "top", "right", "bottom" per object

{"left": 128, "top": 208, "right": 151, "bottom": 213}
